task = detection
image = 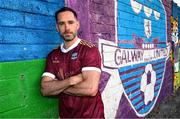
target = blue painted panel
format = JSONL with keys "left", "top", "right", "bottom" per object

{"left": 0, "top": 44, "right": 60, "bottom": 61}
{"left": 0, "top": 27, "right": 61, "bottom": 44}
{"left": 38, "top": 0, "right": 64, "bottom": 4}
{"left": 118, "top": 0, "right": 167, "bottom": 44}
{"left": 0, "top": 0, "right": 25, "bottom": 11}
{"left": 0, "top": 8, "right": 59, "bottom": 30}
{"left": 24, "top": 14, "right": 56, "bottom": 30}
{"left": 117, "top": 25, "right": 166, "bottom": 40}
{"left": 0, "top": 9, "right": 24, "bottom": 27}
{"left": 0, "top": 0, "right": 65, "bottom": 62}
{"left": 0, "top": 9, "right": 55, "bottom": 30}
{"left": 0, "top": 0, "right": 64, "bottom": 16}
{"left": 47, "top": 3, "right": 65, "bottom": 16}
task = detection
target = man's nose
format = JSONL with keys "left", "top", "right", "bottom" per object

{"left": 65, "top": 23, "right": 70, "bottom": 30}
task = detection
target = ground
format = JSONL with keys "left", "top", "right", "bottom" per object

{"left": 146, "top": 88, "right": 180, "bottom": 118}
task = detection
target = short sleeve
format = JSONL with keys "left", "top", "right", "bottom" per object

{"left": 81, "top": 47, "right": 101, "bottom": 73}
{"left": 42, "top": 53, "right": 56, "bottom": 79}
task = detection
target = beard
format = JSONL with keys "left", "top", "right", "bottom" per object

{"left": 60, "top": 31, "right": 77, "bottom": 42}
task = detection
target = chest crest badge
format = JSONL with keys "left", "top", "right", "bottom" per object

{"left": 71, "top": 52, "right": 78, "bottom": 60}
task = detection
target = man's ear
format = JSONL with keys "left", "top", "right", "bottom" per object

{"left": 56, "top": 23, "right": 60, "bottom": 32}
{"left": 77, "top": 21, "right": 80, "bottom": 30}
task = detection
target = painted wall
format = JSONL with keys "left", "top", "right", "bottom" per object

{"left": 0, "top": 0, "right": 174, "bottom": 118}
{"left": 0, "top": 0, "right": 65, "bottom": 118}
{"left": 172, "top": 2, "right": 180, "bottom": 92}
{"left": 67, "top": 0, "right": 173, "bottom": 118}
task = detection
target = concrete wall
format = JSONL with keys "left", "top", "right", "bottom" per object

{"left": 0, "top": 0, "right": 64, "bottom": 118}
{"left": 67, "top": 0, "right": 173, "bottom": 118}
{"left": 0, "top": 0, "right": 174, "bottom": 118}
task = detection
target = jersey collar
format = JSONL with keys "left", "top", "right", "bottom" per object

{"left": 60, "top": 38, "right": 81, "bottom": 53}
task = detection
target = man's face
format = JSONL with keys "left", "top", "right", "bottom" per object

{"left": 56, "top": 11, "right": 79, "bottom": 42}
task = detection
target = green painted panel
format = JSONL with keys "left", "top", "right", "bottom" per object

{"left": 0, "top": 59, "right": 58, "bottom": 118}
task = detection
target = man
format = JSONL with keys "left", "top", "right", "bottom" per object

{"left": 41, "top": 7, "right": 104, "bottom": 118}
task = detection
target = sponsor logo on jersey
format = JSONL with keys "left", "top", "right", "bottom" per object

{"left": 53, "top": 57, "right": 60, "bottom": 63}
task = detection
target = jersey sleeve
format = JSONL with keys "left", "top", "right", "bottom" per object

{"left": 81, "top": 47, "right": 101, "bottom": 73}
{"left": 42, "top": 53, "right": 56, "bottom": 79}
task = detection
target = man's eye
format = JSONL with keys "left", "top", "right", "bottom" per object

{"left": 58, "top": 22, "right": 64, "bottom": 25}
{"left": 68, "top": 21, "right": 74, "bottom": 24}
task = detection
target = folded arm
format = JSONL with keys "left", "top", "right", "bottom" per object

{"left": 63, "top": 70, "right": 101, "bottom": 96}
{"left": 41, "top": 74, "right": 82, "bottom": 96}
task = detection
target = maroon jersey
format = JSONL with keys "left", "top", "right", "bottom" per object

{"left": 42, "top": 39, "right": 104, "bottom": 118}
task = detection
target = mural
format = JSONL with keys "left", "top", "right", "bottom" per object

{"left": 99, "top": 0, "right": 170, "bottom": 118}
{"left": 0, "top": 0, "right": 174, "bottom": 118}
{"left": 172, "top": 1, "right": 180, "bottom": 92}
{"left": 171, "top": 16, "right": 179, "bottom": 92}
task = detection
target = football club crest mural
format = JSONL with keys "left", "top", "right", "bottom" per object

{"left": 99, "top": 0, "right": 170, "bottom": 117}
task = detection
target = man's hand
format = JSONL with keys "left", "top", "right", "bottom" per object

{"left": 69, "top": 74, "right": 83, "bottom": 85}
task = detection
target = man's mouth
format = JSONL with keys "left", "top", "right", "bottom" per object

{"left": 64, "top": 31, "right": 72, "bottom": 34}
{"left": 64, "top": 33, "right": 72, "bottom": 37}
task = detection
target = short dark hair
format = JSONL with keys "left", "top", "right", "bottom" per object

{"left": 55, "top": 7, "right": 78, "bottom": 22}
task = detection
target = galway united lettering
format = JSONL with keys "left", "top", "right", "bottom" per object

{"left": 102, "top": 44, "right": 169, "bottom": 68}
{"left": 115, "top": 49, "right": 144, "bottom": 65}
